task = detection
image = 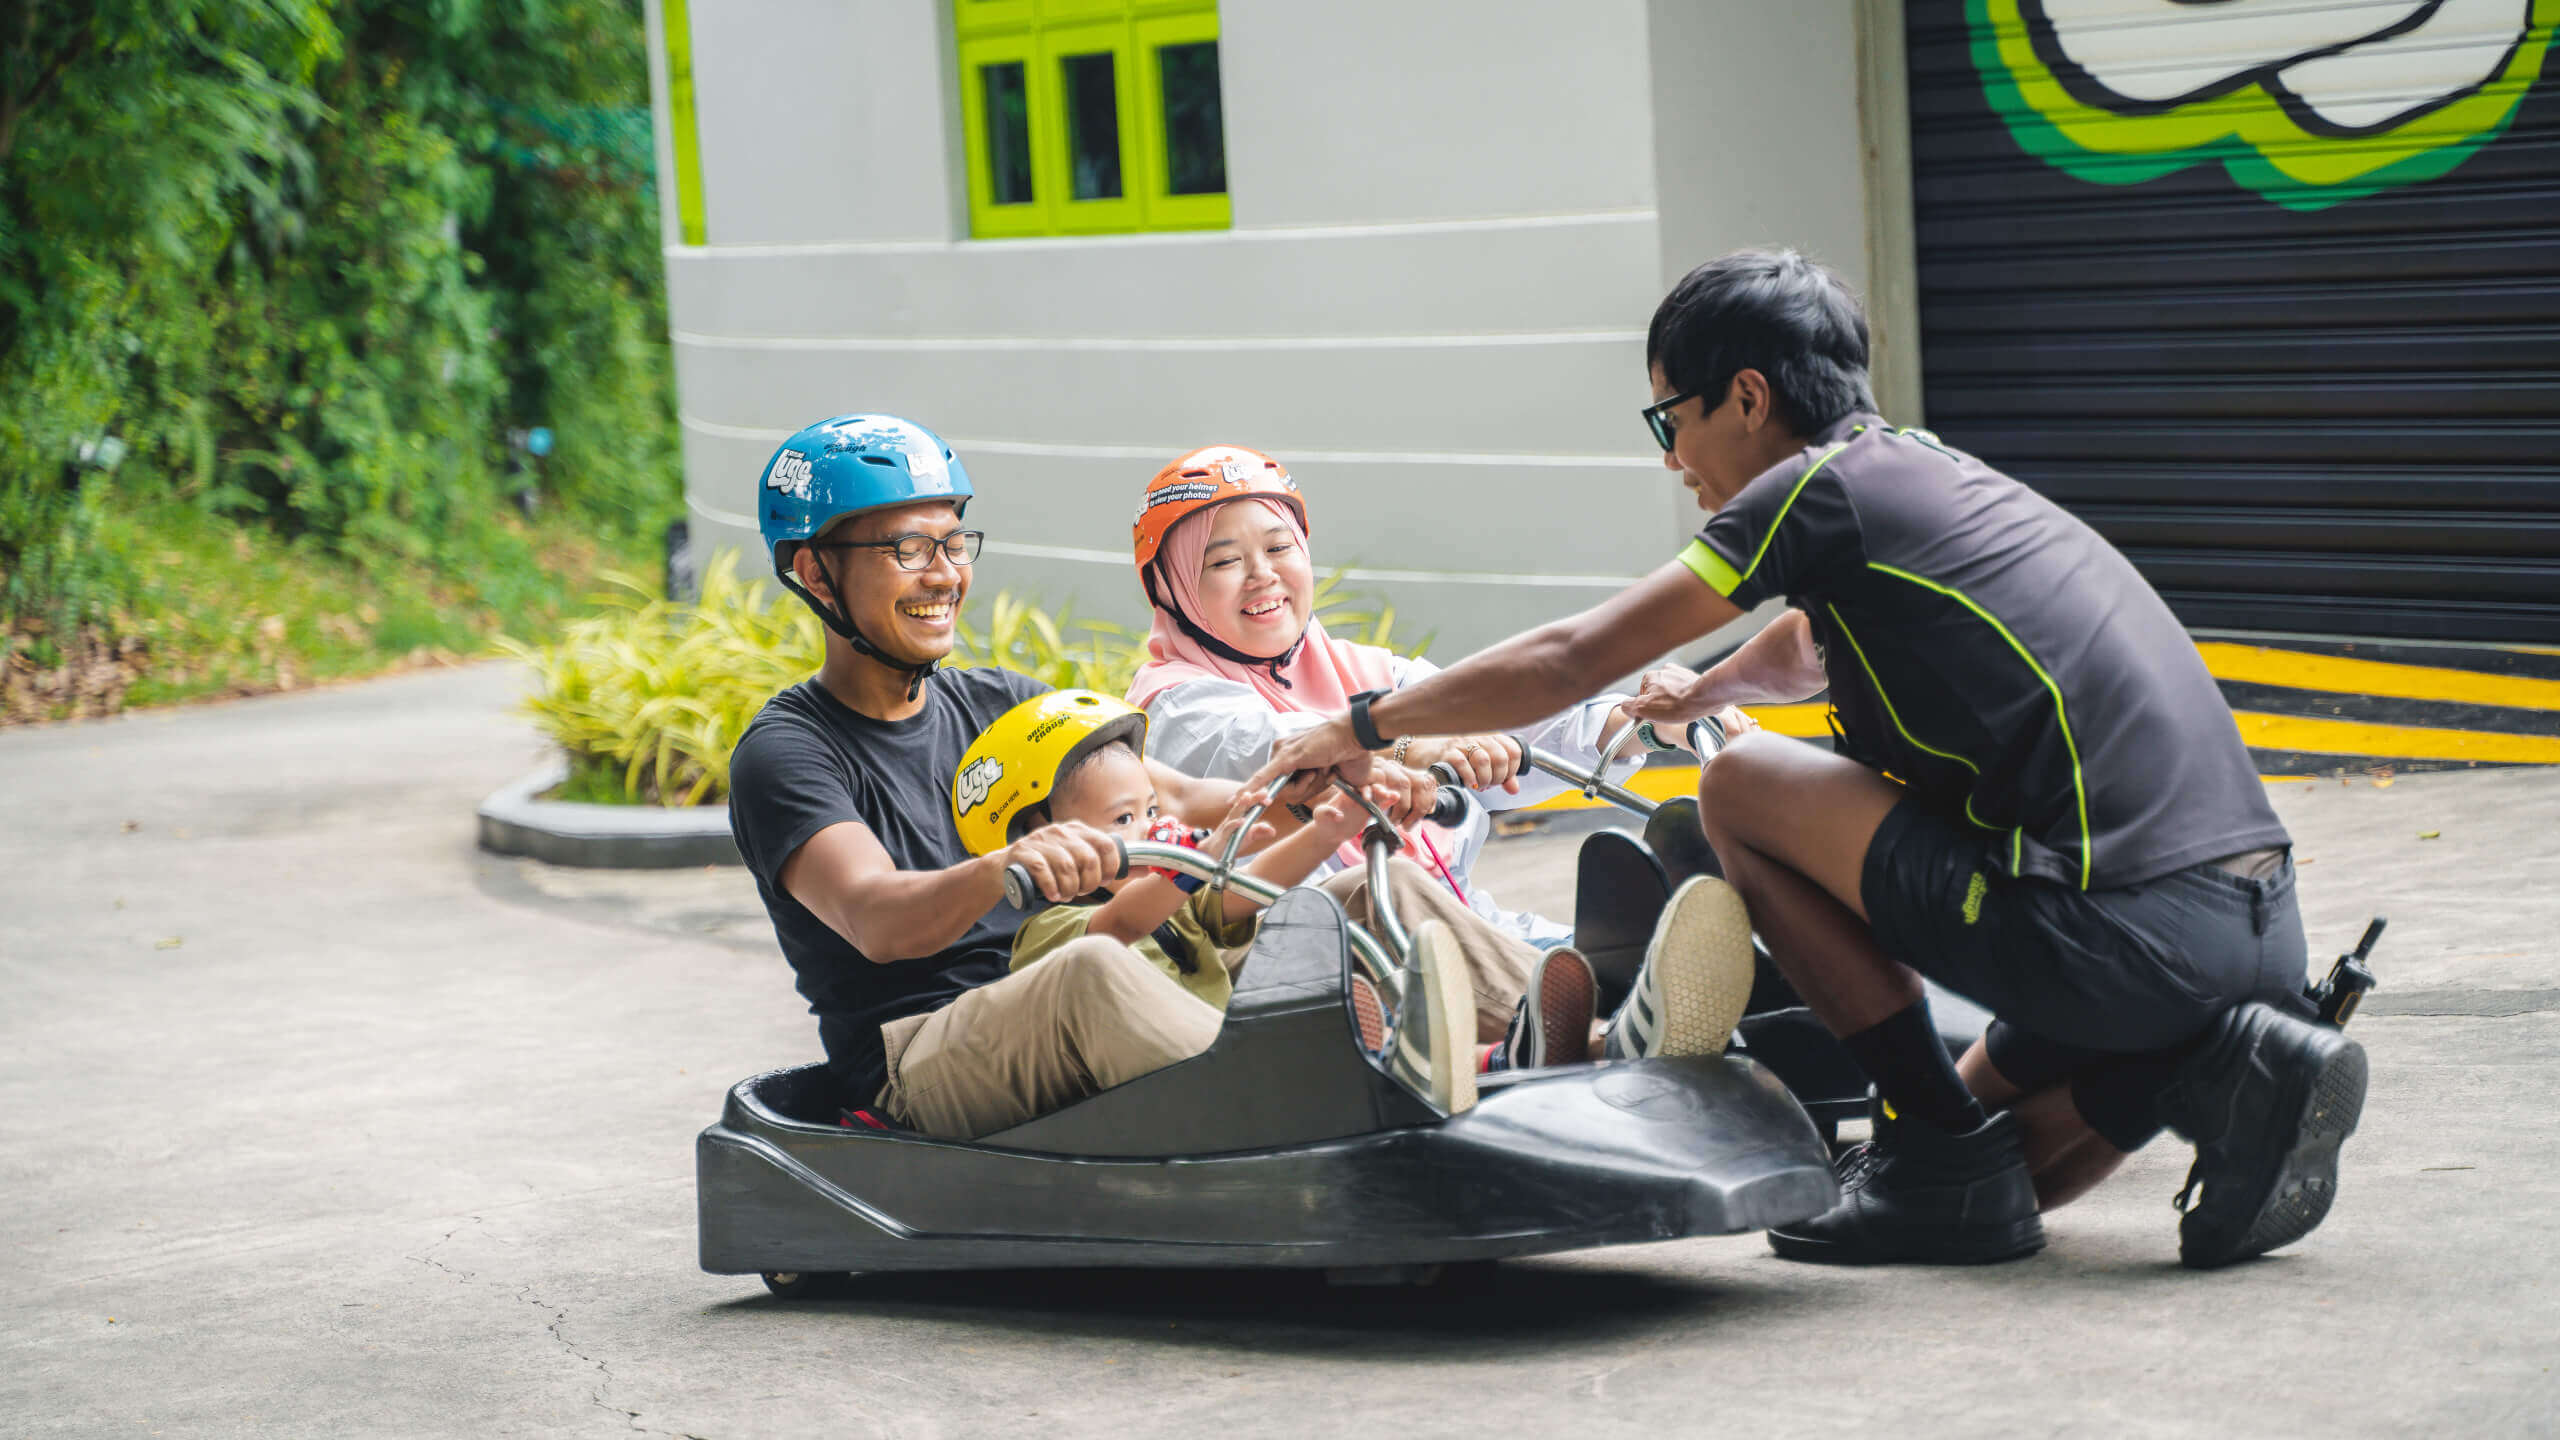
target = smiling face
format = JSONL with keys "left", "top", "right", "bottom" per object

{"left": 793, "top": 498, "right": 969, "bottom": 664}
{"left": 1653, "top": 363, "right": 1745, "bottom": 512}
{"left": 1046, "top": 743, "right": 1160, "bottom": 866}
{"left": 1190, "top": 499, "right": 1314, "bottom": 656}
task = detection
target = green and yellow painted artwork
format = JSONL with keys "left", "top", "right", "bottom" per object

{"left": 1969, "top": 0, "right": 2558, "bottom": 209}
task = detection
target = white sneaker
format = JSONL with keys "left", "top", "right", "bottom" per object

{"left": 1601, "top": 876, "right": 1755, "bottom": 1060}
{"left": 1394, "top": 921, "right": 1479, "bottom": 1115}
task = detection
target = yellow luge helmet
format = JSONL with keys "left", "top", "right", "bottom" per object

{"left": 952, "top": 689, "right": 1149, "bottom": 857}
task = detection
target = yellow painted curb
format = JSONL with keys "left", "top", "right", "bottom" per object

{"left": 2231, "top": 710, "right": 2560, "bottom": 765}
{"left": 2197, "top": 642, "right": 2560, "bottom": 712}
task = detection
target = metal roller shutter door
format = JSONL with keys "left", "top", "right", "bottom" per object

{"left": 1902, "top": 1, "right": 2560, "bottom": 642}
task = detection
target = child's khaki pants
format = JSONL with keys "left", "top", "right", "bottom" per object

{"left": 875, "top": 858, "right": 1538, "bottom": 1139}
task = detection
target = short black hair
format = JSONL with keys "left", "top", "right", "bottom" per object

{"left": 1005, "top": 739, "right": 1142, "bottom": 844}
{"left": 1646, "top": 249, "right": 1877, "bottom": 438}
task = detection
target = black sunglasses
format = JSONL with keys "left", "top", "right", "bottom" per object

{"left": 1641, "top": 391, "right": 1699, "bottom": 452}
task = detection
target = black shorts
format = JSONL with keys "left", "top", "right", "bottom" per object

{"left": 1862, "top": 797, "right": 2312, "bottom": 1150}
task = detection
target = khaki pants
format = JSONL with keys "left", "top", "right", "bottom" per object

{"left": 1319, "top": 858, "right": 1537, "bottom": 1043}
{"left": 875, "top": 857, "right": 1537, "bottom": 1139}
{"left": 876, "top": 935, "right": 1225, "bottom": 1140}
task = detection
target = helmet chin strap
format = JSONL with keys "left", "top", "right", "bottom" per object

{"left": 781, "top": 553, "right": 939, "bottom": 702}
{"left": 1145, "top": 564, "right": 1305, "bottom": 688}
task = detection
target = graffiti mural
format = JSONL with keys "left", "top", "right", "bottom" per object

{"left": 1970, "top": 0, "right": 2558, "bottom": 208}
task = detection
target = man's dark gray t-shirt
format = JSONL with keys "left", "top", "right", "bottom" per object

{"left": 728, "top": 667, "right": 1051, "bottom": 1105}
{"left": 1680, "top": 414, "right": 2286, "bottom": 890}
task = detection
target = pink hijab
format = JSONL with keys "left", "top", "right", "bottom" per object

{"left": 1126, "top": 498, "right": 1395, "bottom": 711}
{"left": 1127, "top": 498, "right": 1468, "bottom": 894}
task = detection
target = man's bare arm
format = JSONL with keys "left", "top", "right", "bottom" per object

{"left": 1367, "top": 560, "right": 1743, "bottom": 742}
{"left": 782, "top": 817, "right": 1122, "bottom": 961}
{"left": 1698, "top": 609, "right": 1825, "bottom": 705}
{"left": 1628, "top": 609, "right": 1828, "bottom": 724}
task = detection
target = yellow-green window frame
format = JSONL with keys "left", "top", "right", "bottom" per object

{"left": 958, "top": 29, "right": 1049, "bottom": 238}
{"left": 1132, "top": 10, "right": 1227, "bottom": 231}
{"left": 955, "top": 0, "right": 1230, "bottom": 239}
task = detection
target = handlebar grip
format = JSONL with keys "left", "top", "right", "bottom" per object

{"left": 1688, "top": 715, "right": 1729, "bottom": 758}
{"left": 1425, "top": 761, "right": 1460, "bottom": 787}
{"left": 1001, "top": 837, "right": 1132, "bottom": 911}
{"left": 1427, "top": 785, "right": 1469, "bottom": 828}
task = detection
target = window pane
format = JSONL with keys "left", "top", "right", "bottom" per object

{"left": 1158, "top": 41, "right": 1226, "bottom": 196}
{"left": 1062, "top": 51, "right": 1123, "bottom": 201}
{"left": 981, "top": 61, "right": 1033, "bottom": 205}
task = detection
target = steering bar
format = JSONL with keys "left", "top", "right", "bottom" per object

{"left": 999, "top": 835, "right": 1412, "bottom": 1002}
{"left": 1431, "top": 716, "right": 1728, "bottom": 822}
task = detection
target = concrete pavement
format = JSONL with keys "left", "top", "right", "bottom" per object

{"left": 4, "top": 664, "right": 2555, "bottom": 1437}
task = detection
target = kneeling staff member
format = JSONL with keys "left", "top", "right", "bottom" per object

{"left": 728, "top": 413, "right": 1345, "bottom": 1138}
{"left": 1254, "top": 250, "right": 2366, "bottom": 1269}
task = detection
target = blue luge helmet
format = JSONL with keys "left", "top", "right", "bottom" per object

{"left": 758, "top": 413, "right": 973, "bottom": 558}
{"left": 758, "top": 413, "right": 976, "bottom": 697}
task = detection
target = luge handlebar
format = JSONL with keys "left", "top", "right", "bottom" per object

{"left": 1000, "top": 836, "right": 1129, "bottom": 911}
{"left": 1002, "top": 836, "right": 1406, "bottom": 1005}
{"left": 1461, "top": 715, "right": 1731, "bottom": 821}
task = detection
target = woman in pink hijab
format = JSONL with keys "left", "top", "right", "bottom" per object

{"left": 1127, "top": 446, "right": 1651, "bottom": 957}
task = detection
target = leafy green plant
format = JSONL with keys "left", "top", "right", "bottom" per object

{"left": 1308, "top": 568, "right": 1434, "bottom": 659}
{"left": 494, "top": 553, "right": 821, "bottom": 807}
{"left": 498, "top": 555, "right": 1433, "bottom": 806}
{"left": 952, "top": 591, "right": 1144, "bottom": 693}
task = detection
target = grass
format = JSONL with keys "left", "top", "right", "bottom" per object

{"left": 0, "top": 498, "right": 658, "bottom": 722}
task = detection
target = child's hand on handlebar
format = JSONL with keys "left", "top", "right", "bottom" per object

{"left": 1201, "top": 790, "right": 1280, "bottom": 859}
{"left": 1308, "top": 787, "right": 1376, "bottom": 845}
{"left": 998, "top": 821, "right": 1125, "bottom": 903}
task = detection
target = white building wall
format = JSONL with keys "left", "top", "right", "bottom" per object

{"left": 653, "top": 0, "right": 1877, "bottom": 663}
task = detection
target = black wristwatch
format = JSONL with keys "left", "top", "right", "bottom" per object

{"left": 1346, "top": 688, "right": 1394, "bottom": 751}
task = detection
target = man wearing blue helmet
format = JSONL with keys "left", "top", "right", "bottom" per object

{"left": 727, "top": 414, "right": 1288, "bottom": 1137}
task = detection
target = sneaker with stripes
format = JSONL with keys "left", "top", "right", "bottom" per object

{"left": 1484, "top": 946, "right": 1598, "bottom": 1072}
{"left": 1601, "top": 875, "right": 1755, "bottom": 1060}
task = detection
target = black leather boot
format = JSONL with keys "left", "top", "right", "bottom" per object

{"left": 2157, "top": 1001, "right": 2367, "bottom": 1270}
{"left": 1768, "top": 1092, "right": 2044, "bottom": 1265}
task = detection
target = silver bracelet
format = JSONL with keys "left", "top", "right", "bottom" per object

{"left": 1389, "top": 735, "right": 1413, "bottom": 765}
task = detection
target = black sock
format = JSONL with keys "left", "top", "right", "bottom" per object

{"left": 1841, "top": 1002, "right": 1987, "bottom": 1133}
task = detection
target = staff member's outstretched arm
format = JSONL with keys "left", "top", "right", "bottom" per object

{"left": 1627, "top": 609, "right": 1826, "bottom": 723}
{"left": 1249, "top": 560, "right": 1740, "bottom": 795}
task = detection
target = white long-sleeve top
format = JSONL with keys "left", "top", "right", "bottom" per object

{"left": 1140, "top": 653, "right": 1643, "bottom": 948}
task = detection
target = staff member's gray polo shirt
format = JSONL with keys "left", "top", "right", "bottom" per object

{"left": 1680, "top": 413, "right": 2288, "bottom": 890}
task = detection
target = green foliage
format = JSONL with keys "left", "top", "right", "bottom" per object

{"left": 0, "top": 0, "right": 679, "bottom": 693}
{"left": 495, "top": 554, "right": 824, "bottom": 808}
{"left": 500, "top": 554, "right": 1434, "bottom": 806}
{"left": 953, "top": 591, "right": 1145, "bottom": 694}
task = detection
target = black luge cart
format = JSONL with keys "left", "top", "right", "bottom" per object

{"left": 699, "top": 778, "right": 1841, "bottom": 1292}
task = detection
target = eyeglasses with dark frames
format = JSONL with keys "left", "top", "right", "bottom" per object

{"left": 1641, "top": 391, "right": 1699, "bottom": 452}
{"left": 811, "top": 529, "right": 984, "bottom": 571}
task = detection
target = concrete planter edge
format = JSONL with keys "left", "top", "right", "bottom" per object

{"left": 476, "top": 757, "right": 741, "bottom": 869}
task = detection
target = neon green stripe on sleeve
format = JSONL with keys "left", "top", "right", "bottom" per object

{"left": 1676, "top": 539, "right": 1744, "bottom": 596}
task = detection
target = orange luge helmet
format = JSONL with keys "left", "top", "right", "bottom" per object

{"left": 1132, "top": 445, "right": 1308, "bottom": 572}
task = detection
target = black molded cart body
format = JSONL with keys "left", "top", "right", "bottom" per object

{"left": 698, "top": 889, "right": 1839, "bottom": 1278}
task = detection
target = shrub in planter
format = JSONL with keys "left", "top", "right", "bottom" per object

{"left": 498, "top": 553, "right": 1429, "bottom": 806}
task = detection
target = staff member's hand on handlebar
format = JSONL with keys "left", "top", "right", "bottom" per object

{"left": 1249, "top": 713, "right": 1376, "bottom": 809}
{"left": 1627, "top": 662, "right": 1717, "bottom": 725}
{"left": 996, "top": 820, "right": 1124, "bottom": 904}
{"left": 1407, "top": 734, "right": 1524, "bottom": 794}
